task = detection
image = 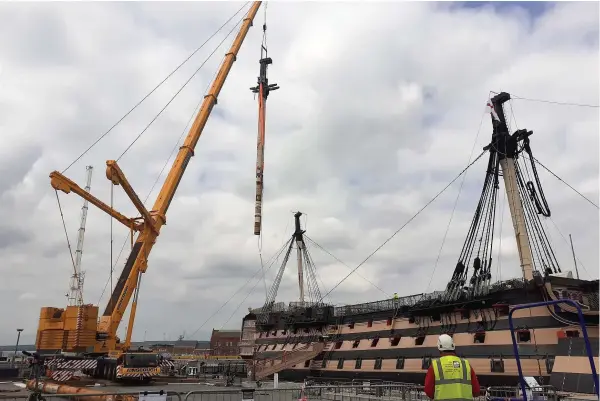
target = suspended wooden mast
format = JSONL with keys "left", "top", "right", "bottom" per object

{"left": 251, "top": 23, "right": 279, "bottom": 236}
{"left": 40, "top": 1, "right": 263, "bottom": 359}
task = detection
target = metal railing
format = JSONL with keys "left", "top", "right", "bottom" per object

{"left": 248, "top": 278, "right": 535, "bottom": 319}
{"left": 0, "top": 391, "right": 182, "bottom": 401}
{"left": 1, "top": 382, "right": 596, "bottom": 401}
{"left": 508, "top": 299, "right": 599, "bottom": 400}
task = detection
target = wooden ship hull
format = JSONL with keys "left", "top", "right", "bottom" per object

{"left": 241, "top": 276, "right": 598, "bottom": 394}
{"left": 239, "top": 92, "right": 599, "bottom": 396}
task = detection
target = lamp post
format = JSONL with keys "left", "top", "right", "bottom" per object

{"left": 13, "top": 329, "right": 23, "bottom": 368}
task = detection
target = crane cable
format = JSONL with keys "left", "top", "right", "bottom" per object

{"left": 97, "top": 68, "right": 222, "bottom": 305}
{"left": 61, "top": 2, "right": 251, "bottom": 173}
{"left": 54, "top": 190, "right": 78, "bottom": 276}
{"left": 95, "top": 7, "right": 251, "bottom": 306}
{"left": 60, "top": 2, "right": 252, "bottom": 306}
{"left": 109, "top": 183, "right": 114, "bottom": 295}
{"left": 97, "top": 63, "right": 222, "bottom": 306}
{"left": 115, "top": 6, "right": 251, "bottom": 162}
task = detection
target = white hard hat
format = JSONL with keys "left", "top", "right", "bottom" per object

{"left": 437, "top": 334, "right": 455, "bottom": 351}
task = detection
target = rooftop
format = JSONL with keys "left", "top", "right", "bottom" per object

{"left": 130, "top": 340, "right": 210, "bottom": 348}
{"left": 210, "top": 329, "right": 241, "bottom": 338}
{"left": 2, "top": 341, "right": 210, "bottom": 352}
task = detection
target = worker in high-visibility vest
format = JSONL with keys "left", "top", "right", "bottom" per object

{"left": 424, "top": 334, "right": 481, "bottom": 400}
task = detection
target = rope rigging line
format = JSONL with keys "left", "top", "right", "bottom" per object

{"left": 302, "top": 242, "right": 332, "bottom": 304}
{"left": 301, "top": 242, "right": 325, "bottom": 304}
{"left": 508, "top": 99, "right": 596, "bottom": 212}
{"left": 258, "top": 236, "right": 268, "bottom": 301}
{"left": 443, "top": 140, "right": 500, "bottom": 301}
{"left": 318, "top": 149, "right": 488, "bottom": 302}
{"left": 218, "top": 271, "right": 265, "bottom": 330}
{"left": 496, "top": 189, "right": 506, "bottom": 282}
{"left": 523, "top": 154, "right": 599, "bottom": 210}
{"left": 218, "top": 238, "right": 291, "bottom": 330}
{"left": 304, "top": 235, "right": 389, "bottom": 298}
{"left": 547, "top": 217, "right": 593, "bottom": 279}
{"left": 507, "top": 101, "right": 561, "bottom": 276}
{"left": 61, "top": 1, "right": 251, "bottom": 174}
{"left": 54, "top": 190, "right": 78, "bottom": 275}
{"left": 489, "top": 90, "right": 599, "bottom": 109}
{"left": 188, "top": 236, "right": 292, "bottom": 338}
{"left": 515, "top": 161, "right": 558, "bottom": 274}
{"left": 116, "top": 9, "right": 250, "bottom": 162}
{"left": 511, "top": 94, "right": 599, "bottom": 109}
{"left": 262, "top": 238, "right": 295, "bottom": 312}
{"left": 426, "top": 98, "right": 490, "bottom": 293}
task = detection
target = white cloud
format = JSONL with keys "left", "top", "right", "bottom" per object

{"left": 18, "top": 293, "right": 38, "bottom": 301}
{"left": 0, "top": 1, "right": 597, "bottom": 345}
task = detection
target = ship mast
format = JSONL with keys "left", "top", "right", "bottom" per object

{"left": 488, "top": 92, "right": 535, "bottom": 282}
{"left": 68, "top": 165, "right": 93, "bottom": 306}
{"left": 294, "top": 211, "right": 306, "bottom": 305}
{"left": 445, "top": 91, "right": 559, "bottom": 301}
{"left": 257, "top": 211, "right": 323, "bottom": 326}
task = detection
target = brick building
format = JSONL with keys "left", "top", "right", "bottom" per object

{"left": 209, "top": 329, "right": 241, "bottom": 356}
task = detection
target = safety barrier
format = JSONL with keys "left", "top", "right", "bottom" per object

{"left": 182, "top": 384, "right": 432, "bottom": 401}
{"left": 1, "top": 382, "right": 597, "bottom": 401}
{"left": 0, "top": 390, "right": 182, "bottom": 401}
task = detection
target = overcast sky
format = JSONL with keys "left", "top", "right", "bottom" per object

{"left": 0, "top": 1, "right": 598, "bottom": 345}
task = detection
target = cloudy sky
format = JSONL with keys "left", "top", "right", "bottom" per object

{"left": 0, "top": 1, "right": 598, "bottom": 345}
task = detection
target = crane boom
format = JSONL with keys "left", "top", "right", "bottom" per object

{"left": 97, "top": 1, "right": 262, "bottom": 347}
{"left": 68, "top": 165, "right": 93, "bottom": 306}
{"left": 38, "top": 2, "right": 263, "bottom": 380}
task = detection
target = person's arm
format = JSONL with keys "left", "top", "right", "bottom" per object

{"left": 470, "top": 366, "right": 481, "bottom": 397}
{"left": 424, "top": 365, "right": 435, "bottom": 399}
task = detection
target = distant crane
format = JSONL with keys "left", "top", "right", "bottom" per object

{"left": 67, "top": 165, "right": 93, "bottom": 306}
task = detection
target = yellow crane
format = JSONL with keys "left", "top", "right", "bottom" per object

{"left": 35, "top": 1, "right": 263, "bottom": 382}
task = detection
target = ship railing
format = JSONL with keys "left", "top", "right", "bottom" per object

{"left": 252, "top": 302, "right": 333, "bottom": 319}
{"left": 248, "top": 278, "right": 531, "bottom": 319}
{"left": 327, "top": 278, "right": 527, "bottom": 318}
{"left": 333, "top": 295, "right": 425, "bottom": 317}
